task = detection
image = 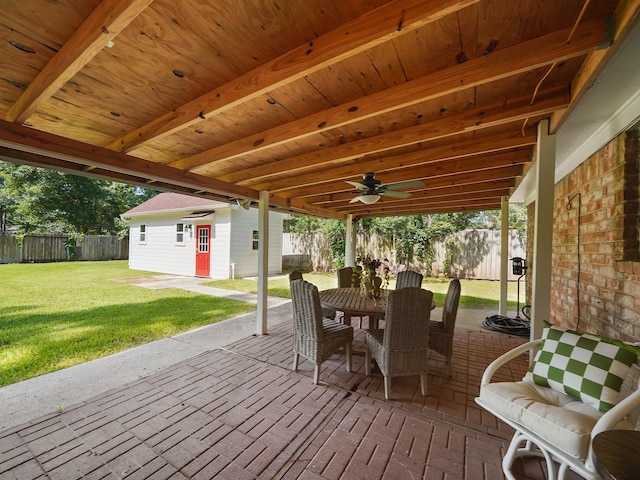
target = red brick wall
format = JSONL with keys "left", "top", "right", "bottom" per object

{"left": 526, "top": 204, "right": 534, "bottom": 310}
{"left": 547, "top": 127, "right": 640, "bottom": 342}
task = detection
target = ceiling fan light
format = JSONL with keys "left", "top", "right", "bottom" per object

{"left": 359, "top": 193, "right": 381, "bottom": 204}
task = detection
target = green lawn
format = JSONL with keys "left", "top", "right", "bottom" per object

{"left": 0, "top": 261, "right": 255, "bottom": 387}
{"left": 205, "top": 273, "right": 522, "bottom": 310}
{"left": 1, "top": 262, "right": 522, "bottom": 387}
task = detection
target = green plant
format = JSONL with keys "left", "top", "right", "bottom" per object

{"left": 442, "top": 237, "right": 455, "bottom": 276}
{"left": 0, "top": 261, "right": 254, "bottom": 386}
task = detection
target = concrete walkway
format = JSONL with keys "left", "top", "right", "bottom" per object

{"left": 0, "top": 276, "right": 292, "bottom": 432}
{"left": 0, "top": 276, "right": 499, "bottom": 432}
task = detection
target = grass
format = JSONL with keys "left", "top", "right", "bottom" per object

{"left": 0, "top": 261, "right": 255, "bottom": 387}
{"left": 1, "top": 263, "right": 523, "bottom": 387}
{"left": 205, "top": 273, "right": 523, "bottom": 310}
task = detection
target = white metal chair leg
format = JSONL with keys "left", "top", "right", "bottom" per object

{"left": 420, "top": 374, "right": 427, "bottom": 396}
{"left": 313, "top": 365, "right": 320, "bottom": 384}
{"left": 383, "top": 376, "right": 390, "bottom": 400}
{"left": 503, "top": 430, "right": 560, "bottom": 480}
{"left": 292, "top": 352, "right": 299, "bottom": 371}
{"left": 345, "top": 342, "right": 352, "bottom": 372}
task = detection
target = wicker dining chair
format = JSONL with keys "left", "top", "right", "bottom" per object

{"left": 428, "top": 278, "right": 461, "bottom": 376}
{"left": 290, "top": 279, "right": 354, "bottom": 384}
{"left": 364, "top": 287, "right": 433, "bottom": 400}
{"left": 289, "top": 271, "right": 337, "bottom": 320}
{"left": 396, "top": 270, "right": 423, "bottom": 289}
{"left": 336, "top": 266, "right": 365, "bottom": 326}
{"left": 337, "top": 266, "right": 360, "bottom": 288}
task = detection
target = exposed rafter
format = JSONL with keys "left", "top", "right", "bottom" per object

{"left": 1, "top": 0, "right": 636, "bottom": 219}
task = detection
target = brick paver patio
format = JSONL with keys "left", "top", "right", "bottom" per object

{"left": 0, "top": 319, "right": 581, "bottom": 479}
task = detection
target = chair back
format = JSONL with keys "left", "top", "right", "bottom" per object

{"left": 383, "top": 287, "right": 433, "bottom": 351}
{"left": 338, "top": 267, "right": 359, "bottom": 288}
{"left": 289, "top": 270, "right": 303, "bottom": 282}
{"left": 290, "top": 279, "right": 323, "bottom": 340}
{"left": 442, "top": 278, "right": 461, "bottom": 333}
{"left": 396, "top": 270, "right": 423, "bottom": 289}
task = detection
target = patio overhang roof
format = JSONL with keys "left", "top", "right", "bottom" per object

{"left": 1, "top": 0, "right": 639, "bottom": 219}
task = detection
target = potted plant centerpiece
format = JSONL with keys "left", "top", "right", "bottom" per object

{"left": 354, "top": 256, "right": 390, "bottom": 300}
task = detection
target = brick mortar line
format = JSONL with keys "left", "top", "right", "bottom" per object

{"left": 218, "top": 345, "right": 369, "bottom": 478}
{"left": 221, "top": 344, "right": 510, "bottom": 440}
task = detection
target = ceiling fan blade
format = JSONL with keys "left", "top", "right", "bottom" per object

{"left": 381, "top": 190, "right": 411, "bottom": 199}
{"left": 349, "top": 195, "right": 362, "bottom": 203}
{"left": 384, "top": 179, "right": 425, "bottom": 191}
{"left": 345, "top": 180, "right": 368, "bottom": 190}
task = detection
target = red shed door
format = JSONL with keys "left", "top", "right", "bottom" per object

{"left": 195, "top": 225, "right": 211, "bottom": 277}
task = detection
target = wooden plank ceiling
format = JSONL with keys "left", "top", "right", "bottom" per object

{"left": 1, "top": 0, "right": 637, "bottom": 219}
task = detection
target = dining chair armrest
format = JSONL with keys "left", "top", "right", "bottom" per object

{"left": 480, "top": 339, "right": 542, "bottom": 387}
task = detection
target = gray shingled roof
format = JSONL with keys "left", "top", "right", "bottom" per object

{"left": 122, "top": 192, "right": 229, "bottom": 216}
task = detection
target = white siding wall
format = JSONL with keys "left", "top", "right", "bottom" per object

{"left": 209, "top": 209, "right": 232, "bottom": 279}
{"left": 128, "top": 214, "right": 196, "bottom": 275}
{"left": 127, "top": 207, "right": 284, "bottom": 279}
{"left": 228, "top": 208, "right": 284, "bottom": 278}
{"left": 268, "top": 214, "right": 284, "bottom": 274}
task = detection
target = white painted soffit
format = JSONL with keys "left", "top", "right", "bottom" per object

{"left": 512, "top": 22, "right": 640, "bottom": 205}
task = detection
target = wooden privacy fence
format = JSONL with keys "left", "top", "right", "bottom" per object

{"left": 0, "top": 234, "right": 129, "bottom": 263}
{"left": 283, "top": 229, "right": 526, "bottom": 280}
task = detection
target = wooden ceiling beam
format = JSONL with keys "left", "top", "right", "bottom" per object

{"left": 0, "top": 146, "right": 243, "bottom": 203}
{"left": 269, "top": 148, "right": 530, "bottom": 193}
{"left": 254, "top": 130, "right": 536, "bottom": 191}
{"left": 273, "top": 164, "right": 523, "bottom": 215}
{"left": 0, "top": 119, "right": 259, "bottom": 201}
{"left": 176, "top": 18, "right": 606, "bottom": 173}
{"left": 267, "top": 194, "right": 346, "bottom": 220}
{"left": 232, "top": 90, "right": 569, "bottom": 189}
{"left": 321, "top": 183, "right": 514, "bottom": 208}
{"left": 352, "top": 201, "right": 501, "bottom": 218}
{"left": 0, "top": 119, "right": 342, "bottom": 218}
{"left": 342, "top": 195, "right": 505, "bottom": 213}
{"left": 282, "top": 151, "right": 531, "bottom": 198}
{"left": 4, "top": 0, "right": 154, "bottom": 124}
{"left": 107, "top": 0, "right": 478, "bottom": 153}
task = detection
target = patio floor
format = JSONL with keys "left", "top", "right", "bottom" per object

{"left": 0, "top": 317, "right": 581, "bottom": 479}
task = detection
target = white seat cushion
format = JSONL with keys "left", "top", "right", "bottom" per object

{"left": 480, "top": 381, "right": 603, "bottom": 459}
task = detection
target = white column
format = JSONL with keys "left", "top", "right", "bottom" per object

{"left": 499, "top": 196, "right": 509, "bottom": 316}
{"left": 256, "top": 190, "right": 269, "bottom": 335}
{"left": 345, "top": 214, "right": 356, "bottom": 267}
{"left": 531, "top": 119, "right": 555, "bottom": 340}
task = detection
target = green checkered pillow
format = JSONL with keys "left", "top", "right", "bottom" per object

{"left": 524, "top": 325, "right": 637, "bottom": 412}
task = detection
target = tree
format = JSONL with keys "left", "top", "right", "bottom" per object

{"left": 286, "top": 206, "right": 527, "bottom": 271}
{"left": 0, "top": 162, "right": 157, "bottom": 235}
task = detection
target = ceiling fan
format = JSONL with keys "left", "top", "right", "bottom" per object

{"left": 346, "top": 172, "right": 424, "bottom": 204}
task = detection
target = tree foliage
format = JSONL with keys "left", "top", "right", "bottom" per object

{"left": 0, "top": 162, "right": 157, "bottom": 236}
{"left": 286, "top": 205, "right": 527, "bottom": 269}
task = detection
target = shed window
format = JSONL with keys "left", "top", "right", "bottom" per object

{"left": 176, "top": 223, "right": 185, "bottom": 244}
{"left": 252, "top": 230, "right": 259, "bottom": 250}
{"left": 139, "top": 224, "right": 147, "bottom": 244}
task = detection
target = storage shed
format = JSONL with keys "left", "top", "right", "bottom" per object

{"left": 121, "top": 193, "right": 284, "bottom": 279}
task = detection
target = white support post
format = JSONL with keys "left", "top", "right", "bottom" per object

{"left": 345, "top": 214, "right": 356, "bottom": 267}
{"left": 499, "top": 196, "right": 509, "bottom": 316}
{"left": 531, "top": 119, "right": 555, "bottom": 340}
{"left": 256, "top": 190, "right": 269, "bottom": 335}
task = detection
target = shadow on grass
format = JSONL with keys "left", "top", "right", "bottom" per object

{"left": 0, "top": 295, "right": 254, "bottom": 387}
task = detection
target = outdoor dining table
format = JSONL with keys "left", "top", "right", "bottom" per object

{"left": 319, "top": 287, "right": 436, "bottom": 329}
{"left": 592, "top": 430, "right": 640, "bottom": 480}
{"left": 319, "top": 287, "right": 386, "bottom": 328}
